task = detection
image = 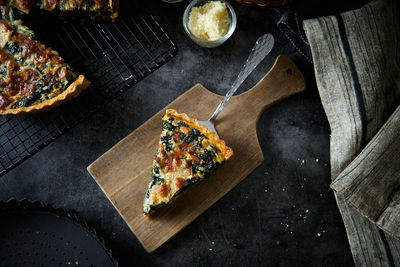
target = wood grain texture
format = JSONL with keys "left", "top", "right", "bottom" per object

{"left": 87, "top": 55, "right": 305, "bottom": 252}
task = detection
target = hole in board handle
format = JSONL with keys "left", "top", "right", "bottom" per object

{"left": 286, "top": 68, "right": 293, "bottom": 75}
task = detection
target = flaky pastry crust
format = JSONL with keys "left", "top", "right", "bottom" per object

{"left": 164, "top": 109, "right": 233, "bottom": 160}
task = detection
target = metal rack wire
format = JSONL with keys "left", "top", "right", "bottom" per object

{"left": 0, "top": 5, "right": 177, "bottom": 176}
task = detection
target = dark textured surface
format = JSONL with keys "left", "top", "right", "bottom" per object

{"left": 0, "top": 0, "right": 371, "bottom": 266}
{"left": 0, "top": 201, "right": 117, "bottom": 267}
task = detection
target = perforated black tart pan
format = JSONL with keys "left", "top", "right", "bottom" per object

{"left": 0, "top": 200, "right": 118, "bottom": 267}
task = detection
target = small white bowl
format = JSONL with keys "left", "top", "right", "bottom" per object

{"left": 183, "top": 0, "right": 237, "bottom": 48}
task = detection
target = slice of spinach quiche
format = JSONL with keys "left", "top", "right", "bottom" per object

{"left": 143, "top": 109, "right": 233, "bottom": 216}
{"left": 0, "top": 19, "right": 90, "bottom": 114}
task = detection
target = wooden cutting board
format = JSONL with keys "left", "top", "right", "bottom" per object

{"left": 87, "top": 55, "right": 305, "bottom": 252}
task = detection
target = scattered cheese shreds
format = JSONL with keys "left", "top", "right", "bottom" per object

{"left": 188, "top": 1, "right": 230, "bottom": 41}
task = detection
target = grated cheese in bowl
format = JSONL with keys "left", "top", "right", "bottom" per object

{"left": 188, "top": 1, "right": 231, "bottom": 41}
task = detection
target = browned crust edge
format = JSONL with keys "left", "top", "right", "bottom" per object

{"left": 164, "top": 109, "right": 234, "bottom": 160}
{"left": 0, "top": 75, "right": 90, "bottom": 115}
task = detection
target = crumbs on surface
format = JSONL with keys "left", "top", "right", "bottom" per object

{"left": 188, "top": 1, "right": 230, "bottom": 41}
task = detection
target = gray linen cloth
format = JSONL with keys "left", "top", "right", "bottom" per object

{"left": 303, "top": 0, "right": 400, "bottom": 265}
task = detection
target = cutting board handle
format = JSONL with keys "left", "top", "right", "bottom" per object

{"left": 236, "top": 55, "right": 305, "bottom": 119}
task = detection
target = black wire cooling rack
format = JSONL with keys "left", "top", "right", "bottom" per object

{"left": 0, "top": 3, "right": 177, "bottom": 176}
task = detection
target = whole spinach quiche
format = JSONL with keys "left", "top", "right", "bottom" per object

{"left": 143, "top": 109, "right": 233, "bottom": 216}
{"left": 0, "top": 19, "right": 90, "bottom": 114}
{"left": 0, "top": 0, "right": 119, "bottom": 114}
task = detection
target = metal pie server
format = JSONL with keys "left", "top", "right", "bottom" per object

{"left": 198, "top": 33, "right": 275, "bottom": 136}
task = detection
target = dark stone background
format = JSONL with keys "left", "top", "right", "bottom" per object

{"left": 0, "top": 0, "right": 372, "bottom": 266}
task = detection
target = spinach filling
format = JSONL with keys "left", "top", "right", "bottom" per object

{"left": 13, "top": 92, "right": 39, "bottom": 108}
{"left": 12, "top": 74, "right": 72, "bottom": 108}
{"left": 146, "top": 165, "right": 164, "bottom": 198}
{"left": 177, "top": 121, "right": 189, "bottom": 127}
{"left": 184, "top": 130, "right": 221, "bottom": 178}
{"left": 162, "top": 118, "right": 176, "bottom": 131}
{"left": 160, "top": 132, "right": 172, "bottom": 152}
{"left": 14, "top": 78, "right": 55, "bottom": 107}
{"left": 150, "top": 166, "right": 164, "bottom": 187}
{"left": 149, "top": 175, "right": 164, "bottom": 190}
{"left": 179, "top": 128, "right": 204, "bottom": 151}
{"left": 162, "top": 118, "right": 189, "bottom": 132}
{"left": 181, "top": 128, "right": 201, "bottom": 144}
{"left": 4, "top": 42, "right": 23, "bottom": 55}
{"left": 162, "top": 118, "right": 221, "bottom": 179}
{"left": 192, "top": 149, "right": 220, "bottom": 179}
{"left": 0, "top": 65, "right": 8, "bottom": 77}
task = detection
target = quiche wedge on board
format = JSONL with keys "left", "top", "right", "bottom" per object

{"left": 0, "top": 19, "right": 90, "bottom": 115}
{"left": 143, "top": 109, "right": 233, "bottom": 216}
